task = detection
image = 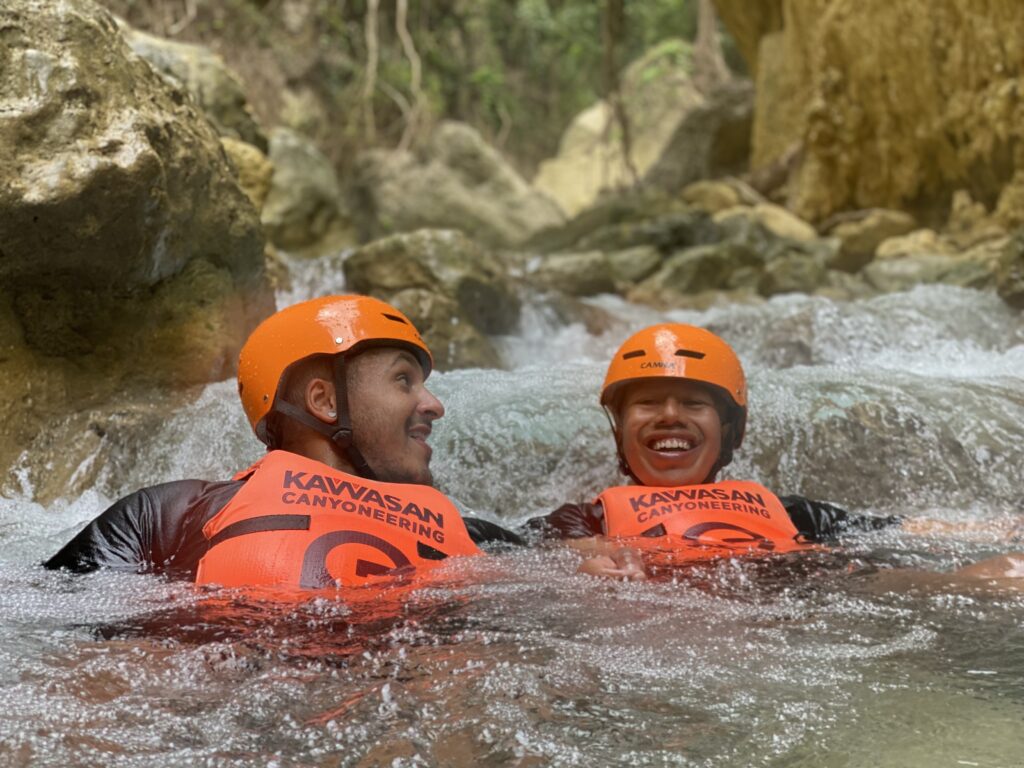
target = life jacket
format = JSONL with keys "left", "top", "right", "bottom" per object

{"left": 597, "top": 480, "right": 812, "bottom": 559}
{"left": 195, "top": 450, "right": 481, "bottom": 589}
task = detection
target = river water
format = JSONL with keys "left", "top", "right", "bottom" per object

{"left": 1, "top": 272, "right": 1023, "bottom": 766}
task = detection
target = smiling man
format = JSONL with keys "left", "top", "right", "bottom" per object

{"left": 46, "top": 295, "right": 521, "bottom": 587}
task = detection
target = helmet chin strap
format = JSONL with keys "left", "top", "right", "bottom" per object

{"left": 272, "top": 354, "right": 378, "bottom": 480}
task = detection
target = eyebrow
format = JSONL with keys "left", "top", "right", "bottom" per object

{"left": 387, "top": 350, "right": 421, "bottom": 370}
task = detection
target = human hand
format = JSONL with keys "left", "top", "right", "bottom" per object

{"left": 951, "top": 554, "right": 1024, "bottom": 583}
{"left": 577, "top": 547, "right": 647, "bottom": 581}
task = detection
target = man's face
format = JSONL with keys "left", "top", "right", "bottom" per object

{"left": 347, "top": 347, "right": 444, "bottom": 485}
{"left": 617, "top": 379, "right": 723, "bottom": 487}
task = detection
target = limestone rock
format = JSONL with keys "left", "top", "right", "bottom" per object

{"left": 863, "top": 252, "right": 996, "bottom": 293}
{"left": 713, "top": 203, "right": 818, "bottom": 243}
{"left": 261, "top": 127, "right": 353, "bottom": 255}
{"left": 714, "top": 0, "right": 1024, "bottom": 222}
{"left": 354, "top": 121, "right": 564, "bottom": 247}
{"left": 0, "top": 0, "right": 272, "bottom": 489}
{"left": 630, "top": 242, "right": 762, "bottom": 306}
{"left": 534, "top": 42, "right": 753, "bottom": 218}
{"left": 124, "top": 25, "right": 267, "bottom": 151}
{"left": 387, "top": 288, "right": 502, "bottom": 371}
{"left": 759, "top": 250, "right": 827, "bottom": 296}
{"left": 344, "top": 230, "right": 519, "bottom": 369}
{"left": 996, "top": 229, "right": 1024, "bottom": 308}
{"left": 876, "top": 229, "right": 954, "bottom": 260}
{"left": 681, "top": 177, "right": 766, "bottom": 213}
{"left": 995, "top": 171, "right": 1024, "bottom": 230}
{"left": 606, "top": 245, "right": 664, "bottom": 286}
{"left": 531, "top": 252, "right": 617, "bottom": 297}
{"left": 533, "top": 40, "right": 704, "bottom": 217}
{"left": 823, "top": 209, "right": 918, "bottom": 272}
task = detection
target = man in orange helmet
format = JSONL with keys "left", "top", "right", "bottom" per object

{"left": 529, "top": 323, "right": 1024, "bottom": 583}
{"left": 46, "top": 295, "right": 521, "bottom": 588}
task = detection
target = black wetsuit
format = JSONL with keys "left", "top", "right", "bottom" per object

{"left": 526, "top": 495, "right": 899, "bottom": 542}
{"left": 46, "top": 478, "right": 523, "bottom": 578}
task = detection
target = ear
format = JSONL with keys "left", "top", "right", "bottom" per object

{"left": 304, "top": 377, "right": 337, "bottom": 424}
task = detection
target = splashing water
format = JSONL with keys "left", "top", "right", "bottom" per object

{"left": 1, "top": 276, "right": 1022, "bottom": 767}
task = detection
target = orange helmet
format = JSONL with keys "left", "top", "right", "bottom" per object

{"left": 601, "top": 323, "right": 747, "bottom": 474}
{"left": 238, "top": 295, "right": 431, "bottom": 449}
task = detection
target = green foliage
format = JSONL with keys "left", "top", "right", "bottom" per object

{"left": 104, "top": 0, "right": 718, "bottom": 173}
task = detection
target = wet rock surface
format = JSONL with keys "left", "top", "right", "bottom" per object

{"left": 0, "top": 0, "right": 273, "bottom": 497}
{"left": 344, "top": 229, "right": 520, "bottom": 370}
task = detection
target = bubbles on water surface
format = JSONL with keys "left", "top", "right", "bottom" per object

{"left": 2, "top": 284, "right": 1023, "bottom": 766}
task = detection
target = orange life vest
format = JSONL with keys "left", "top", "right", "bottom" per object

{"left": 195, "top": 450, "right": 481, "bottom": 589}
{"left": 597, "top": 480, "right": 811, "bottom": 559}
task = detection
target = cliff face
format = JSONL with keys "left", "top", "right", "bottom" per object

{"left": 714, "top": 0, "right": 1024, "bottom": 223}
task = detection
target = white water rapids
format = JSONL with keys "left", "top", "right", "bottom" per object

{"left": 1, "top": 275, "right": 1022, "bottom": 767}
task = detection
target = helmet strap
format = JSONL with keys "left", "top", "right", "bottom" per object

{"left": 269, "top": 355, "right": 378, "bottom": 480}
{"left": 329, "top": 353, "right": 377, "bottom": 480}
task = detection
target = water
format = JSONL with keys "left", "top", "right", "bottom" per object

{"left": 2, "top": 277, "right": 1023, "bottom": 767}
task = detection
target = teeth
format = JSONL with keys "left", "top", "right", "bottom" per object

{"left": 652, "top": 438, "right": 692, "bottom": 451}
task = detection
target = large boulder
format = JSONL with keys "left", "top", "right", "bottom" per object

{"left": 261, "top": 127, "right": 354, "bottom": 255}
{"left": 343, "top": 230, "right": 520, "bottom": 370}
{"left": 0, "top": 0, "right": 273, "bottom": 496}
{"left": 713, "top": 0, "right": 1024, "bottom": 222}
{"left": 353, "top": 121, "right": 564, "bottom": 248}
{"left": 534, "top": 40, "right": 752, "bottom": 217}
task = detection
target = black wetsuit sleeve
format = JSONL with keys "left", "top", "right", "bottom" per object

{"left": 45, "top": 479, "right": 243, "bottom": 576}
{"left": 780, "top": 495, "right": 900, "bottom": 541}
{"left": 523, "top": 502, "right": 605, "bottom": 540}
{"left": 464, "top": 517, "right": 526, "bottom": 547}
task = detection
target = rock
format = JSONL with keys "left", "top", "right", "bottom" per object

{"left": 681, "top": 177, "right": 766, "bottom": 213}
{"left": 815, "top": 270, "right": 877, "bottom": 301}
{"left": 823, "top": 209, "right": 918, "bottom": 272}
{"left": 0, "top": 0, "right": 273, "bottom": 492}
{"left": 261, "top": 127, "right": 353, "bottom": 255}
{"left": 354, "top": 121, "right": 564, "bottom": 247}
{"left": 642, "top": 80, "right": 755, "bottom": 195}
{"left": 630, "top": 242, "right": 762, "bottom": 306}
{"left": 759, "top": 250, "right": 828, "bottom": 296}
{"left": 606, "top": 245, "right": 664, "bottom": 286}
{"left": 713, "top": 203, "right": 818, "bottom": 243}
{"left": 995, "top": 171, "right": 1024, "bottom": 230}
{"left": 533, "top": 42, "right": 754, "bottom": 217}
{"left": 533, "top": 40, "right": 704, "bottom": 217}
{"left": 876, "top": 229, "right": 954, "bottom": 260}
{"left": 713, "top": 0, "right": 1024, "bottom": 222}
{"left": 996, "top": 229, "right": 1024, "bottom": 308}
{"left": 346, "top": 229, "right": 519, "bottom": 335}
{"left": 221, "top": 137, "right": 273, "bottom": 212}
{"left": 344, "top": 230, "right": 519, "bottom": 369}
{"left": 123, "top": 25, "right": 267, "bottom": 151}
{"left": 578, "top": 209, "right": 722, "bottom": 254}
{"left": 863, "top": 253, "right": 995, "bottom": 293}
{"left": 531, "top": 251, "right": 616, "bottom": 297}
{"left": 387, "top": 288, "right": 502, "bottom": 371}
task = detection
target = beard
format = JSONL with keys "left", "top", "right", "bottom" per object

{"left": 346, "top": 414, "right": 434, "bottom": 486}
